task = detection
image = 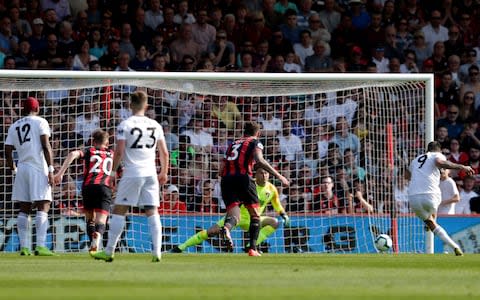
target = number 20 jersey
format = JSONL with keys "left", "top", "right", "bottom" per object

{"left": 81, "top": 147, "right": 114, "bottom": 188}
{"left": 116, "top": 115, "right": 164, "bottom": 178}
{"left": 5, "top": 115, "right": 51, "bottom": 173}
{"left": 408, "top": 152, "right": 446, "bottom": 196}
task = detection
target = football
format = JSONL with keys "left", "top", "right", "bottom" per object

{"left": 374, "top": 234, "right": 393, "bottom": 252}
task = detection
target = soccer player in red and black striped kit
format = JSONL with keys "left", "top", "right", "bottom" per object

{"left": 219, "top": 121, "right": 290, "bottom": 256}
{"left": 55, "top": 129, "right": 114, "bottom": 254}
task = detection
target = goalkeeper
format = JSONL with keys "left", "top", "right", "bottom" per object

{"left": 172, "top": 165, "right": 290, "bottom": 253}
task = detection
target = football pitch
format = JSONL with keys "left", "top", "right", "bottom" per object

{"left": 0, "top": 253, "right": 478, "bottom": 300}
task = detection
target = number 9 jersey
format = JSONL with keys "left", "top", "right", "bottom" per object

{"left": 116, "top": 115, "right": 164, "bottom": 178}
{"left": 408, "top": 152, "right": 446, "bottom": 196}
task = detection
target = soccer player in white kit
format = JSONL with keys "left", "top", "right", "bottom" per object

{"left": 5, "top": 97, "right": 56, "bottom": 256}
{"left": 406, "top": 141, "right": 473, "bottom": 256}
{"left": 92, "top": 90, "right": 169, "bottom": 262}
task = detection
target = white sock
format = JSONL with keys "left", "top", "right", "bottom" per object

{"left": 425, "top": 230, "right": 434, "bottom": 254}
{"left": 105, "top": 214, "right": 125, "bottom": 255}
{"left": 35, "top": 211, "right": 49, "bottom": 247}
{"left": 148, "top": 214, "right": 162, "bottom": 258}
{"left": 433, "top": 226, "right": 460, "bottom": 250}
{"left": 17, "top": 212, "right": 30, "bottom": 249}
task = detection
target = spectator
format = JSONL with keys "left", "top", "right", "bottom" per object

{"left": 158, "top": 184, "right": 187, "bottom": 214}
{"left": 437, "top": 104, "right": 464, "bottom": 140}
{"left": 283, "top": 51, "right": 302, "bottom": 72}
{"left": 3, "top": 55, "right": 16, "bottom": 69}
{"left": 0, "top": 16, "right": 18, "bottom": 56}
{"left": 42, "top": 9, "right": 59, "bottom": 37}
{"left": 348, "top": 0, "right": 371, "bottom": 31}
{"left": 297, "top": 0, "right": 316, "bottom": 28}
{"left": 280, "top": 9, "right": 302, "bottom": 45}
{"left": 421, "top": 10, "right": 448, "bottom": 53}
{"left": 457, "top": 12, "right": 475, "bottom": 49}
{"left": 446, "top": 54, "right": 462, "bottom": 87}
{"left": 269, "top": 28, "right": 294, "bottom": 59}
{"left": 99, "top": 10, "right": 120, "bottom": 42}
{"left": 169, "top": 23, "right": 201, "bottom": 67}
{"left": 343, "top": 148, "right": 365, "bottom": 181}
{"left": 371, "top": 44, "right": 389, "bottom": 73}
{"left": 157, "top": 7, "right": 179, "bottom": 44}
{"left": 318, "top": 0, "right": 341, "bottom": 33}
{"left": 212, "top": 95, "right": 241, "bottom": 130}
{"left": 286, "top": 183, "right": 307, "bottom": 212}
{"left": 435, "top": 71, "right": 460, "bottom": 118}
{"left": 193, "top": 179, "right": 220, "bottom": 213}
{"left": 244, "top": 11, "right": 271, "bottom": 47}
{"left": 262, "top": 0, "right": 283, "bottom": 30}
{"left": 98, "top": 38, "right": 121, "bottom": 70}
{"left": 151, "top": 53, "right": 169, "bottom": 71}
{"left": 25, "top": 0, "right": 43, "bottom": 25}
{"left": 304, "top": 40, "right": 332, "bottom": 72}
{"left": 129, "top": 44, "right": 152, "bottom": 71}
{"left": 331, "top": 116, "right": 361, "bottom": 156}
{"left": 88, "top": 28, "right": 106, "bottom": 59}
{"left": 400, "top": 49, "right": 419, "bottom": 73}
{"left": 9, "top": 6, "right": 32, "bottom": 39}
{"left": 384, "top": 25, "right": 403, "bottom": 61}
{"left": 258, "top": 102, "right": 282, "bottom": 137}
{"left": 381, "top": 0, "right": 398, "bottom": 27}
{"left": 444, "top": 24, "right": 464, "bottom": 59}
{"left": 395, "top": 18, "right": 413, "bottom": 54}
{"left": 312, "top": 175, "right": 337, "bottom": 214}
{"left": 360, "top": 12, "right": 384, "bottom": 53}
{"left": 456, "top": 176, "right": 478, "bottom": 214}
{"left": 41, "top": 0, "right": 71, "bottom": 21}
{"left": 459, "top": 65, "right": 480, "bottom": 109}
{"left": 191, "top": 9, "right": 216, "bottom": 54}
{"left": 351, "top": 180, "right": 373, "bottom": 213}
{"left": 114, "top": 52, "right": 134, "bottom": 72}
{"left": 457, "top": 145, "right": 480, "bottom": 185}
{"left": 306, "top": 13, "right": 331, "bottom": 44}
{"left": 274, "top": 0, "right": 298, "bottom": 15}
{"left": 207, "top": 29, "right": 235, "bottom": 70}
{"left": 131, "top": 8, "right": 154, "bottom": 51}
{"left": 459, "top": 48, "right": 478, "bottom": 83}
{"left": 459, "top": 121, "right": 480, "bottom": 154}
{"left": 72, "top": 39, "right": 98, "bottom": 71}
{"left": 438, "top": 168, "right": 460, "bottom": 215}
{"left": 458, "top": 91, "right": 477, "bottom": 123}
{"left": 74, "top": 103, "right": 100, "bottom": 144}
{"left": 429, "top": 41, "right": 448, "bottom": 75}
{"left": 409, "top": 30, "right": 431, "bottom": 69}
{"left": 394, "top": 176, "right": 410, "bottom": 214}
{"left": 145, "top": 0, "right": 163, "bottom": 31}
{"left": 333, "top": 166, "right": 353, "bottom": 214}
{"left": 182, "top": 116, "right": 214, "bottom": 154}
{"left": 118, "top": 22, "right": 136, "bottom": 59}
{"left": 347, "top": 45, "right": 367, "bottom": 72}
{"left": 173, "top": 0, "right": 196, "bottom": 25}
{"left": 149, "top": 33, "right": 170, "bottom": 63}
{"left": 38, "top": 33, "right": 66, "bottom": 69}
{"left": 72, "top": 11, "right": 90, "bottom": 42}
{"left": 278, "top": 121, "right": 303, "bottom": 162}
{"left": 293, "top": 29, "right": 314, "bottom": 69}
{"left": 14, "top": 39, "right": 33, "bottom": 69}
{"left": 28, "top": 17, "right": 47, "bottom": 57}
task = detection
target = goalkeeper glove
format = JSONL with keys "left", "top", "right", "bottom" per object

{"left": 280, "top": 213, "right": 290, "bottom": 227}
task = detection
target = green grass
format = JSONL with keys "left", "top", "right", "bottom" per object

{"left": 0, "top": 253, "right": 479, "bottom": 300}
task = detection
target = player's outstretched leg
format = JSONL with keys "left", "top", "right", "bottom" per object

{"left": 172, "top": 230, "right": 209, "bottom": 253}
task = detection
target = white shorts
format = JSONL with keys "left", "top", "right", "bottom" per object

{"left": 115, "top": 176, "right": 159, "bottom": 207}
{"left": 409, "top": 194, "right": 441, "bottom": 221}
{"left": 12, "top": 166, "right": 52, "bottom": 202}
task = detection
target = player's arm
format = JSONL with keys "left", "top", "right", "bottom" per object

{"left": 112, "top": 139, "right": 125, "bottom": 174}
{"left": 5, "top": 144, "right": 16, "bottom": 174}
{"left": 40, "top": 134, "right": 54, "bottom": 185}
{"left": 156, "top": 137, "right": 169, "bottom": 184}
{"left": 269, "top": 184, "right": 290, "bottom": 226}
{"left": 54, "top": 150, "right": 82, "bottom": 185}
{"left": 254, "top": 148, "right": 290, "bottom": 186}
{"left": 436, "top": 158, "right": 474, "bottom": 175}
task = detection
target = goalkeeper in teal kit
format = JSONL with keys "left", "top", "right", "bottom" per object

{"left": 172, "top": 166, "right": 290, "bottom": 253}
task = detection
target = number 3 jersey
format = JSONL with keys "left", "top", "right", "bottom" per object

{"left": 81, "top": 147, "right": 114, "bottom": 188}
{"left": 116, "top": 115, "right": 164, "bottom": 178}
{"left": 408, "top": 152, "right": 446, "bottom": 197}
{"left": 5, "top": 115, "right": 51, "bottom": 173}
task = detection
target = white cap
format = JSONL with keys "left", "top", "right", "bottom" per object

{"left": 166, "top": 185, "right": 179, "bottom": 193}
{"left": 33, "top": 18, "right": 44, "bottom": 25}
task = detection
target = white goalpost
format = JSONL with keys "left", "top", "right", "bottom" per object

{"left": 0, "top": 70, "right": 434, "bottom": 254}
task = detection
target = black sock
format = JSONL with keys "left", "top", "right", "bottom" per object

{"left": 248, "top": 217, "right": 260, "bottom": 250}
{"left": 224, "top": 215, "right": 237, "bottom": 229}
{"left": 95, "top": 223, "right": 106, "bottom": 235}
{"left": 86, "top": 221, "right": 95, "bottom": 243}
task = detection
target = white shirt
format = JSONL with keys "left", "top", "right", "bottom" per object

{"left": 116, "top": 115, "right": 164, "bottom": 177}
{"left": 278, "top": 134, "right": 303, "bottom": 161}
{"left": 438, "top": 176, "right": 459, "bottom": 215}
{"left": 75, "top": 114, "right": 100, "bottom": 143}
{"left": 145, "top": 10, "right": 164, "bottom": 30}
{"left": 293, "top": 43, "right": 314, "bottom": 68}
{"left": 421, "top": 23, "right": 448, "bottom": 52}
{"left": 456, "top": 189, "right": 479, "bottom": 214}
{"left": 5, "top": 115, "right": 51, "bottom": 173}
{"left": 408, "top": 152, "right": 445, "bottom": 197}
{"left": 183, "top": 129, "right": 213, "bottom": 148}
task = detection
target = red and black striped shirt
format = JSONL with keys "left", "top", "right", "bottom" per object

{"left": 81, "top": 147, "right": 114, "bottom": 188}
{"left": 222, "top": 137, "right": 261, "bottom": 177}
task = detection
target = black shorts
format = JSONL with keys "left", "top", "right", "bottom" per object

{"left": 82, "top": 184, "right": 112, "bottom": 213}
{"left": 221, "top": 175, "right": 259, "bottom": 209}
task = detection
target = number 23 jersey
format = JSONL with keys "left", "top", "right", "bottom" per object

{"left": 5, "top": 115, "right": 51, "bottom": 173}
{"left": 117, "top": 115, "right": 164, "bottom": 178}
{"left": 408, "top": 152, "right": 446, "bottom": 196}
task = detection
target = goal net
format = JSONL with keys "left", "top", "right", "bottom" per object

{"left": 0, "top": 71, "right": 433, "bottom": 254}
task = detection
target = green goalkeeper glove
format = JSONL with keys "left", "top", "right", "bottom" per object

{"left": 280, "top": 213, "right": 290, "bottom": 227}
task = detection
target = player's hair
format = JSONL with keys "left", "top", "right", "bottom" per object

{"left": 92, "top": 129, "right": 109, "bottom": 144}
{"left": 130, "top": 90, "right": 148, "bottom": 110}
{"left": 427, "top": 141, "right": 441, "bottom": 152}
{"left": 244, "top": 121, "right": 260, "bottom": 136}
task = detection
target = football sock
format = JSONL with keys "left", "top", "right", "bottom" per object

{"left": 224, "top": 215, "right": 237, "bottom": 229}
{"left": 105, "top": 214, "right": 125, "bottom": 255}
{"left": 179, "top": 230, "right": 208, "bottom": 251}
{"left": 425, "top": 230, "right": 434, "bottom": 254}
{"left": 96, "top": 223, "right": 106, "bottom": 235}
{"left": 87, "top": 221, "right": 95, "bottom": 243}
{"left": 148, "top": 215, "right": 162, "bottom": 258}
{"left": 248, "top": 217, "right": 260, "bottom": 250}
{"left": 433, "top": 226, "right": 460, "bottom": 250}
{"left": 256, "top": 225, "right": 275, "bottom": 246}
{"left": 35, "top": 211, "right": 49, "bottom": 247}
{"left": 17, "top": 212, "right": 30, "bottom": 249}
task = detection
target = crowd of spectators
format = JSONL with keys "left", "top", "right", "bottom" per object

{"left": 0, "top": 0, "right": 480, "bottom": 217}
